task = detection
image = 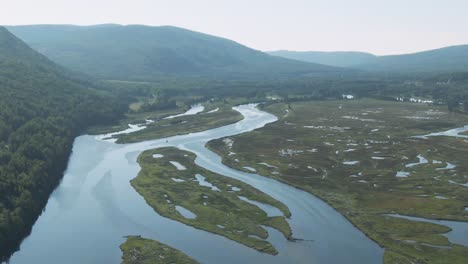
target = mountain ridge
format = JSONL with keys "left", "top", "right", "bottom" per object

{"left": 0, "top": 26, "right": 55, "bottom": 66}
{"left": 269, "top": 45, "right": 468, "bottom": 73}
{"left": 354, "top": 44, "right": 468, "bottom": 72}
{"left": 7, "top": 24, "right": 348, "bottom": 81}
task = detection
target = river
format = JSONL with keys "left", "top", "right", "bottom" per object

{"left": 7, "top": 104, "right": 383, "bottom": 264}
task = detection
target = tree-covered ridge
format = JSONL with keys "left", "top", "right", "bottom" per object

{"left": 270, "top": 45, "right": 468, "bottom": 73}
{"left": 0, "top": 27, "right": 124, "bottom": 260}
{"left": 7, "top": 24, "right": 348, "bottom": 81}
{"left": 0, "top": 27, "right": 50, "bottom": 64}
{"left": 268, "top": 50, "right": 377, "bottom": 67}
{"left": 354, "top": 45, "right": 468, "bottom": 73}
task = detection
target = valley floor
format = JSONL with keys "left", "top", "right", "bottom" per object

{"left": 207, "top": 99, "right": 468, "bottom": 263}
{"left": 93, "top": 97, "right": 468, "bottom": 263}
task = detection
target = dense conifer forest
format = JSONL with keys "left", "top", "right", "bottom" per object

{"left": 0, "top": 27, "right": 125, "bottom": 259}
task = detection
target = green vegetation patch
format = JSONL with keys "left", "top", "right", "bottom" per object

{"left": 207, "top": 99, "right": 468, "bottom": 263}
{"left": 116, "top": 105, "right": 243, "bottom": 143}
{"left": 132, "top": 147, "right": 292, "bottom": 255}
{"left": 88, "top": 99, "right": 244, "bottom": 143}
{"left": 86, "top": 106, "right": 182, "bottom": 135}
{"left": 121, "top": 236, "right": 198, "bottom": 264}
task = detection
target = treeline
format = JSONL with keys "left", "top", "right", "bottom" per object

{"left": 103, "top": 69, "right": 467, "bottom": 101}
{"left": 0, "top": 58, "right": 125, "bottom": 260}
{"left": 100, "top": 69, "right": 468, "bottom": 117}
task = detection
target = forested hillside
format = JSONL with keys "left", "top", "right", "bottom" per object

{"left": 270, "top": 45, "right": 468, "bottom": 73}
{"left": 0, "top": 27, "right": 125, "bottom": 260}
{"left": 7, "top": 24, "right": 348, "bottom": 81}
{"left": 268, "top": 50, "right": 377, "bottom": 67}
{"left": 354, "top": 45, "right": 468, "bottom": 73}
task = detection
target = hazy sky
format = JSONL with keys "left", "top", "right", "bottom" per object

{"left": 1, "top": 0, "right": 467, "bottom": 55}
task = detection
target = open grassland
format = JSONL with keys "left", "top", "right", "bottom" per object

{"left": 207, "top": 99, "right": 468, "bottom": 263}
{"left": 121, "top": 236, "right": 199, "bottom": 264}
{"left": 131, "top": 147, "right": 292, "bottom": 255}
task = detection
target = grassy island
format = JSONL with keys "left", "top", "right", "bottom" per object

{"left": 121, "top": 236, "right": 199, "bottom": 264}
{"left": 131, "top": 147, "right": 292, "bottom": 255}
{"left": 116, "top": 106, "right": 243, "bottom": 143}
{"left": 88, "top": 100, "right": 244, "bottom": 143}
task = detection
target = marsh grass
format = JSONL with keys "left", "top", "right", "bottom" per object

{"left": 207, "top": 99, "right": 468, "bottom": 263}
{"left": 87, "top": 99, "right": 244, "bottom": 139}
{"left": 120, "top": 236, "right": 199, "bottom": 264}
{"left": 116, "top": 106, "right": 243, "bottom": 143}
{"left": 131, "top": 147, "right": 292, "bottom": 255}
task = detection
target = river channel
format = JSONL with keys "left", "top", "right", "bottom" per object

{"left": 8, "top": 104, "right": 383, "bottom": 264}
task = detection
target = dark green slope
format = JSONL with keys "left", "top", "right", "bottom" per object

{"left": 0, "top": 27, "right": 123, "bottom": 260}
{"left": 7, "top": 24, "right": 346, "bottom": 81}
{"left": 353, "top": 45, "right": 468, "bottom": 73}
{"left": 268, "top": 50, "right": 377, "bottom": 67}
{"left": 0, "top": 27, "right": 52, "bottom": 64}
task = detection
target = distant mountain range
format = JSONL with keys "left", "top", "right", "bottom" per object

{"left": 6, "top": 24, "right": 468, "bottom": 79}
{"left": 268, "top": 45, "right": 468, "bottom": 73}
{"left": 7, "top": 24, "right": 347, "bottom": 81}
